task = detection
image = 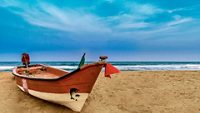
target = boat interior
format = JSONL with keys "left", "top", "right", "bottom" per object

{"left": 15, "top": 64, "right": 69, "bottom": 79}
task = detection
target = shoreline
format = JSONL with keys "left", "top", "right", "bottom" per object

{"left": 1, "top": 71, "right": 200, "bottom": 113}
{"left": 2, "top": 69, "right": 200, "bottom": 72}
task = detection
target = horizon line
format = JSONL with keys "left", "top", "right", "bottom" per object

{"left": 1, "top": 60, "right": 200, "bottom": 62}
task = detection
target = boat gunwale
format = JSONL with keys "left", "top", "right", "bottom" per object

{"left": 12, "top": 62, "right": 105, "bottom": 81}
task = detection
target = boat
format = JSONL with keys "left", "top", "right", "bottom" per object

{"left": 12, "top": 53, "right": 119, "bottom": 112}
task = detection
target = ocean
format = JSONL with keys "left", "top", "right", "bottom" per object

{"left": 1, "top": 61, "right": 200, "bottom": 72}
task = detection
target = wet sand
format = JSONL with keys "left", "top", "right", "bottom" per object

{"left": 1, "top": 71, "right": 200, "bottom": 113}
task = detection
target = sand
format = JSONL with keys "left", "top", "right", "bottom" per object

{"left": 1, "top": 71, "right": 200, "bottom": 113}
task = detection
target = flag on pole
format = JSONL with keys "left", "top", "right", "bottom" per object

{"left": 78, "top": 53, "right": 86, "bottom": 68}
{"left": 105, "top": 63, "right": 120, "bottom": 78}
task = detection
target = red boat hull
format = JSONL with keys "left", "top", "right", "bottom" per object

{"left": 12, "top": 63, "right": 105, "bottom": 111}
{"left": 13, "top": 63, "right": 104, "bottom": 93}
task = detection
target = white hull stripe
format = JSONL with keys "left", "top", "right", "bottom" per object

{"left": 22, "top": 79, "right": 28, "bottom": 93}
{"left": 17, "top": 85, "right": 89, "bottom": 112}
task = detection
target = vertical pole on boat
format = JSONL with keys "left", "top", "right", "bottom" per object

{"left": 22, "top": 53, "right": 30, "bottom": 75}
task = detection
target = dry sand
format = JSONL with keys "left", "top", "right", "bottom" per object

{"left": 1, "top": 71, "right": 200, "bottom": 113}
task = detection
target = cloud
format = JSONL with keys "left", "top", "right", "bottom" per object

{"left": 102, "top": 2, "right": 164, "bottom": 30}
{"left": 1, "top": 0, "right": 200, "bottom": 61}
{"left": 167, "top": 8, "right": 188, "bottom": 13}
{"left": 116, "top": 22, "right": 150, "bottom": 29}
{"left": 128, "top": 3, "right": 163, "bottom": 16}
{"left": 0, "top": 1, "right": 110, "bottom": 33}
{"left": 0, "top": 0, "right": 197, "bottom": 41}
{"left": 167, "top": 4, "right": 200, "bottom": 13}
{"left": 3, "top": 1, "right": 164, "bottom": 31}
{"left": 0, "top": 0, "right": 165, "bottom": 34}
{"left": 27, "top": 4, "right": 110, "bottom": 33}
{"left": 167, "top": 15, "right": 193, "bottom": 26}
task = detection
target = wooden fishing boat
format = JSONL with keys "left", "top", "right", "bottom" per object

{"left": 12, "top": 53, "right": 119, "bottom": 112}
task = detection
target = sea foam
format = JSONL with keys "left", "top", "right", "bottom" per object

{"left": 1, "top": 62, "right": 200, "bottom": 71}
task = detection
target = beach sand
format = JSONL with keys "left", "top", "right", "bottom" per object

{"left": 1, "top": 71, "right": 200, "bottom": 113}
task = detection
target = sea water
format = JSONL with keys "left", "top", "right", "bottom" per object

{"left": 1, "top": 61, "right": 200, "bottom": 72}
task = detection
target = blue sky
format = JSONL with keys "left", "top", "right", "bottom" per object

{"left": 0, "top": 0, "right": 200, "bottom": 61}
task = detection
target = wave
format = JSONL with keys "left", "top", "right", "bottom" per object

{"left": 115, "top": 64, "right": 200, "bottom": 71}
{"left": 0, "top": 66, "right": 15, "bottom": 71}
{"left": 1, "top": 64, "right": 200, "bottom": 71}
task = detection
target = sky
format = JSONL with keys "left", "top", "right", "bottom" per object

{"left": 0, "top": 0, "right": 200, "bottom": 61}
